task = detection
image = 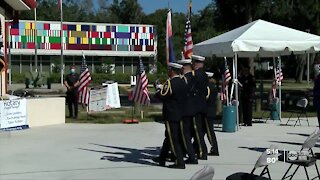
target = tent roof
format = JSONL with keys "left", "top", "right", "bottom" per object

{"left": 194, "top": 19, "right": 320, "bottom": 57}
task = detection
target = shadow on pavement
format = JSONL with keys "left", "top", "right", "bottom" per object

{"left": 78, "top": 143, "right": 160, "bottom": 166}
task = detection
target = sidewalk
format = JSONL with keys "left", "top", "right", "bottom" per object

{"left": 0, "top": 118, "right": 319, "bottom": 179}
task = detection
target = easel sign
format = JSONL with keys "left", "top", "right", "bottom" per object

{"left": 88, "top": 88, "right": 108, "bottom": 113}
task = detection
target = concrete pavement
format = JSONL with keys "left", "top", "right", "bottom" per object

{"left": 0, "top": 118, "right": 320, "bottom": 180}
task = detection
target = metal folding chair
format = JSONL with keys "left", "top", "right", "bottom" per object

{"left": 285, "top": 98, "right": 309, "bottom": 127}
{"left": 282, "top": 129, "right": 320, "bottom": 180}
{"left": 190, "top": 165, "right": 215, "bottom": 180}
{"left": 226, "top": 145, "right": 279, "bottom": 180}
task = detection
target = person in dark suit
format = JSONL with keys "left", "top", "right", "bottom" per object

{"left": 205, "top": 72, "right": 220, "bottom": 156}
{"left": 239, "top": 66, "right": 256, "bottom": 126}
{"left": 191, "top": 54, "right": 208, "bottom": 160}
{"left": 154, "top": 62, "right": 187, "bottom": 169}
{"left": 313, "top": 56, "right": 320, "bottom": 128}
{"left": 177, "top": 59, "right": 198, "bottom": 164}
{"left": 64, "top": 65, "right": 80, "bottom": 119}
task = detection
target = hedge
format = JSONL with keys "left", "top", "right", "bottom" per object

{"left": 12, "top": 73, "right": 169, "bottom": 85}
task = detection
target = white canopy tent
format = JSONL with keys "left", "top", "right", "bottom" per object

{"left": 194, "top": 19, "right": 320, "bottom": 130}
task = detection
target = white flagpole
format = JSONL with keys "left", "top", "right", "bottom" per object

{"left": 34, "top": 7, "right": 38, "bottom": 72}
{"left": 60, "top": 0, "right": 64, "bottom": 86}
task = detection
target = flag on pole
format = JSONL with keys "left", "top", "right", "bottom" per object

{"left": 129, "top": 58, "right": 150, "bottom": 106}
{"left": 166, "top": 10, "right": 176, "bottom": 64}
{"left": 220, "top": 58, "right": 231, "bottom": 102}
{"left": 78, "top": 53, "right": 92, "bottom": 105}
{"left": 276, "top": 61, "right": 283, "bottom": 85}
{"left": 58, "top": 0, "right": 61, "bottom": 11}
{"left": 182, "top": 0, "right": 193, "bottom": 59}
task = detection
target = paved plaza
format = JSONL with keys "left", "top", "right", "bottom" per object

{"left": 0, "top": 118, "right": 320, "bottom": 180}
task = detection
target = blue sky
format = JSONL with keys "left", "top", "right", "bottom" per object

{"left": 93, "top": 0, "right": 212, "bottom": 14}
{"left": 137, "top": 0, "right": 212, "bottom": 14}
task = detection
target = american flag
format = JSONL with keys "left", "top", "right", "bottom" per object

{"left": 270, "top": 60, "right": 283, "bottom": 98}
{"left": 276, "top": 66, "right": 283, "bottom": 85}
{"left": 220, "top": 58, "right": 231, "bottom": 101}
{"left": 182, "top": 0, "right": 193, "bottom": 59}
{"left": 78, "top": 54, "right": 92, "bottom": 105}
{"left": 129, "top": 58, "right": 150, "bottom": 106}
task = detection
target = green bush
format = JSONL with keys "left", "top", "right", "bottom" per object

{"left": 11, "top": 73, "right": 25, "bottom": 83}
{"left": 12, "top": 72, "right": 169, "bottom": 85}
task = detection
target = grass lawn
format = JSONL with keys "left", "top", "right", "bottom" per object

{"left": 65, "top": 105, "right": 317, "bottom": 124}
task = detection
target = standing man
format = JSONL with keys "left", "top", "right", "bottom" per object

{"left": 177, "top": 59, "right": 198, "bottom": 164}
{"left": 206, "top": 72, "right": 220, "bottom": 156}
{"left": 239, "top": 66, "right": 256, "bottom": 126}
{"left": 154, "top": 63, "right": 187, "bottom": 169}
{"left": 64, "top": 65, "right": 80, "bottom": 119}
{"left": 191, "top": 55, "right": 208, "bottom": 160}
{"left": 313, "top": 55, "right": 320, "bottom": 128}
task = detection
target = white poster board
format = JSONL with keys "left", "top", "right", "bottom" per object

{"left": 88, "top": 88, "right": 108, "bottom": 112}
{"left": 106, "top": 82, "right": 121, "bottom": 109}
{"left": 0, "top": 99, "right": 28, "bottom": 129}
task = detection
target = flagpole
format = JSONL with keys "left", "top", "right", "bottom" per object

{"left": 60, "top": 0, "right": 64, "bottom": 86}
{"left": 34, "top": 7, "right": 38, "bottom": 72}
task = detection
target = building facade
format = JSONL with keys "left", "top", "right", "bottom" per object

{"left": 7, "top": 20, "right": 157, "bottom": 75}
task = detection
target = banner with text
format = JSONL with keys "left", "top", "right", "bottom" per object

{"left": 106, "top": 82, "right": 121, "bottom": 109}
{"left": 0, "top": 99, "right": 28, "bottom": 129}
{"left": 89, "top": 88, "right": 108, "bottom": 112}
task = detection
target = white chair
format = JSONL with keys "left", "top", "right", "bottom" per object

{"left": 226, "top": 145, "right": 279, "bottom": 180}
{"left": 282, "top": 129, "right": 320, "bottom": 180}
{"left": 285, "top": 98, "right": 309, "bottom": 127}
{"left": 190, "top": 165, "right": 215, "bottom": 180}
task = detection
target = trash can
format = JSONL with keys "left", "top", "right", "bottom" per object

{"left": 271, "top": 101, "right": 280, "bottom": 120}
{"left": 222, "top": 105, "right": 236, "bottom": 132}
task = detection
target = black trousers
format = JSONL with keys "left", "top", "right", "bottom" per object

{"left": 204, "top": 117, "right": 219, "bottom": 154}
{"left": 180, "top": 116, "right": 196, "bottom": 160}
{"left": 193, "top": 113, "right": 207, "bottom": 159}
{"left": 241, "top": 98, "right": 253, "bottom": 126}
{"left": 314, "top": 97, "right": 320, "bottom": 128}
{"left": 159, "top": 121, "right": 185, "bottom": 166}
{"left": 66, "top": 91, "right": 78, "bottom": 118}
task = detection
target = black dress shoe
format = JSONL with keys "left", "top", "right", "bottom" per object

{"left": 208, "top": 151, "right": 219, "bottom": 156}
{"left": 168, "top": 164, "right": 185, "bottom": 169}
{"left": 198, "top": 156, "right": 207, "bottom": 160}
{"left": 185, "top": 158, "right": 198, "bottom": 164}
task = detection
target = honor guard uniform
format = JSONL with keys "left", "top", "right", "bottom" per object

{"left": 155, "top": 62, "right": 187, "bottom": 169}
{"left": 239, "top": 66, "right": 256, "bottom": 126}
{"left": 177, "top": 59, "right": 198, "bottom": 164}
{"left": 205, "top": 72, "right": 220, "bottom": 156}
{"left": 64, "top": 65, "right": 80, "bottom": 119}
{"left": 191, "top": 54, "right": 208, "bottom": 160}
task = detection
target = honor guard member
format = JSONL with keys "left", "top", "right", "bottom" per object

{"left": 191, "top": 54, "right": 208, "bottom": 160}
{"left": 64, "top": 65, "right": 80, "bottom": 119}
{"left": 154, "top": 62, "right": 187, "bottom": 169}
{"left": 205, "top": 72, "right": 220, "bottom": 156}
{"left": 177, "top": 59, "right": 198, "bottom": 164}
{"left": 239, "top": 65, "right": 256, "bottom": 126}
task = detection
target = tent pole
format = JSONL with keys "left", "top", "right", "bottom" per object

{"left": 307, "top": 53, "right": 310, "bottom": 86}
{"left": 279, "top": 57, "right": 282, "bottom": 120}
{"left": 235, "top": 53, "right": 239, "bottom": 131}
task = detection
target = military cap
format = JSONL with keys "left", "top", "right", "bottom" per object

{"left": 177, "top": 59, "right": 192, "bottom": 65}
{"left": 206, "top": 72, "right": 214, "bottom": 77}
{"left": 168, "top": 62, "right": 183, "bottom": 69}
{"left": 191, "top": 55, "right": 205, "bottom": 62}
